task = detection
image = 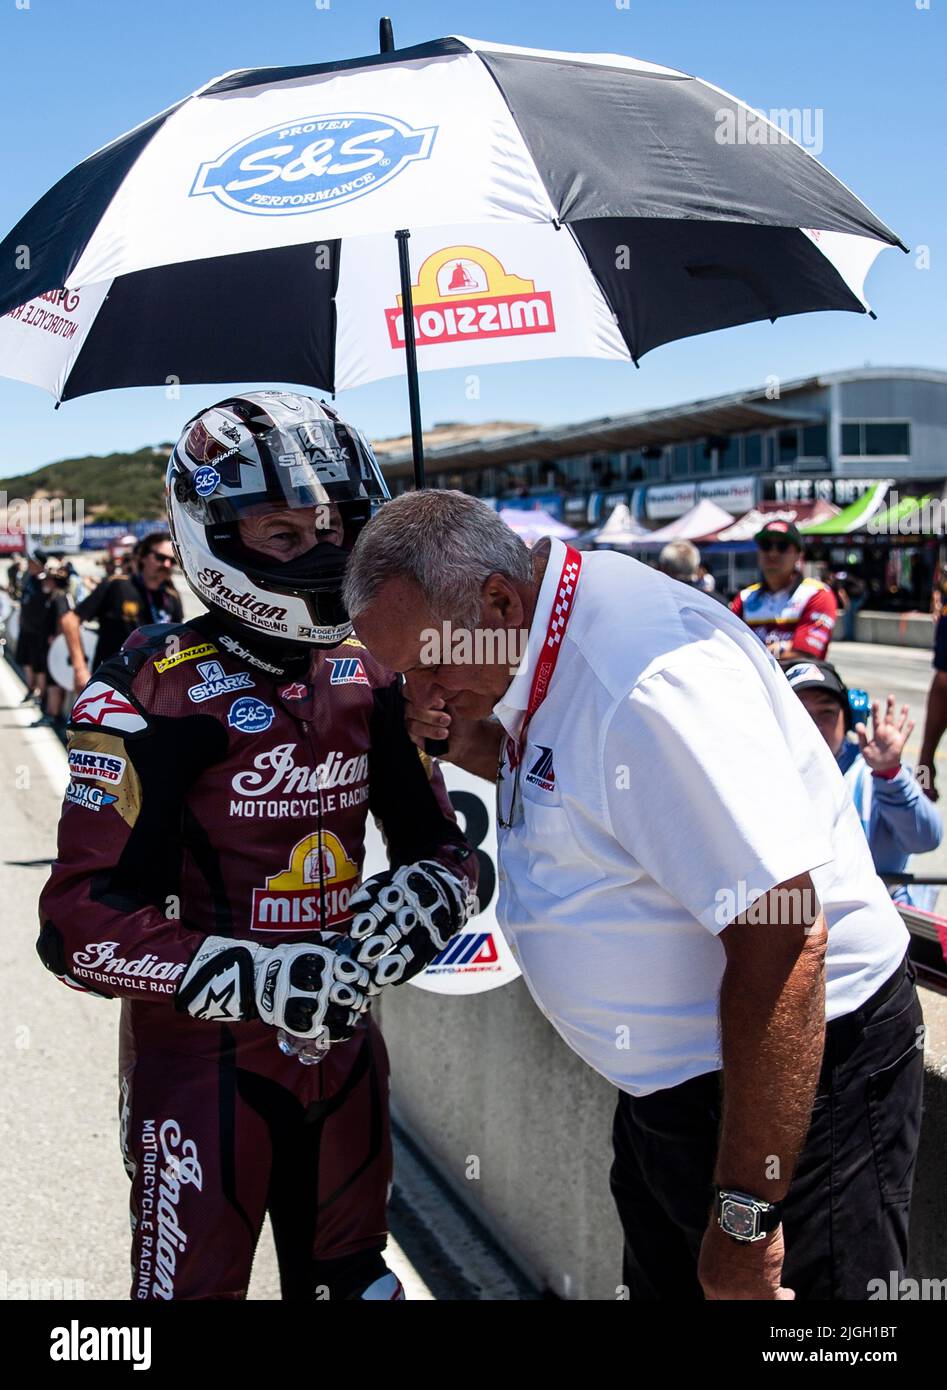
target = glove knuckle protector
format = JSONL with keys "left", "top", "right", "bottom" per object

{"left": 176, "top": 935, "right": 374, "bottom": 1042}
{"left": 344, "top": 860, "right": 477, "bottom": 988}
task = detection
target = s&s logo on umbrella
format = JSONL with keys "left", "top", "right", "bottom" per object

{"left": 191, "top": 113, "right": 437, "bottom": 216}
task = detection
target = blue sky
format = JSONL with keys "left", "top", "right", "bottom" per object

{"left": 0, "top": 0, "right": 943, "bottom": 477}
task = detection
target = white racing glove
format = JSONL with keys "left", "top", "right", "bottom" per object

{"left": 175, "top": 935, "right": 372, "bottom": 1042}
{"left": 347, "top": 860, "right": 477, "bottom": 988}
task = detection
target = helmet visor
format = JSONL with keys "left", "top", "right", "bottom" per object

{"left": 179, "top": 416, "right": 389, "bottom": 523}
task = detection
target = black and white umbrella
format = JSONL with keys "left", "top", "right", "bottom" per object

{"left": 0, "top": 29, "right": 903, "bottom": 484}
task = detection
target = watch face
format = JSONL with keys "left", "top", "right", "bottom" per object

{"left": 721, "top": 1199, "right": 757, "bottom": 1239}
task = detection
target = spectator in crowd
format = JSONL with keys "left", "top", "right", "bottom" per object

{"left": 33, "top": 561, "right": 76, "bottom": 730}
{"left": 658, "top": 541, "right": 724, "bottom": 602}
{"left": 917, "top": 607, "right": 947, "bottom": 801}
{"left": 61, "top": 531, "right": 182, "bottom": 692}
{"left": 344, "top": 490, "right": 923, "bottom": 1302}
{"left": 14, "top": 550, "right": 50, "bottom": 705}
{"left": 6, "top": 556, "right": 24, "bottom": 600}
{"left": 831, "top": 571, "right": 867, "bottom": 642}
{"left": 783, "top": 659, "right": 941, "bottom": 909}
{"left": 730, "top": 521, "right": 837, "bottom": 660}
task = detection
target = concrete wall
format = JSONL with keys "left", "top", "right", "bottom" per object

{"left": 378, "top": 980, "right": 947, "bottom": 1300}
{"left": 855, "top": 610, "right": 935, "bottom": 649}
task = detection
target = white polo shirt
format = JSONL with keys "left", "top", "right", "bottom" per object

{"left": 493, "top": 538, "right": 908, "bottom": 1098}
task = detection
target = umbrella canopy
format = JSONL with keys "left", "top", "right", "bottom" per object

{"left": 592, "top": 502, "right": 650, "bottom": 547}
{"left": 0, "top": 35, "right": 903, "bottom": 407}
{"left": 498, "top": 507, "right": 578, "bottom": 544}
{"left": 635, "top": 498, "right": 735, "bottom": 548}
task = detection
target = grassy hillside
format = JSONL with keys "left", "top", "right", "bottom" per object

{"left": 2, "top": 446, "right": 173, "bottom": 521}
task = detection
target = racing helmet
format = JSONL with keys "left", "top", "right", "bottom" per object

{"left": 167, "top": 391, "right": 389, "bottom": 651}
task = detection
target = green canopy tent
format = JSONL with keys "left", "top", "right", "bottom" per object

{"left": 799, "top": 481, "right": 893, "bottom": 535}
{"left": 865, "top": 494, "right": 939, "bottom": 538}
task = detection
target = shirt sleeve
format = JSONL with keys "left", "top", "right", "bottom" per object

{"left": 729, "top": 591, "right": 743, "bottom": 618}
{"left": 790, "top": 586, "right": 837, "bottom": 658}
{"left": 76, "top": 579, "right": 109, "bottom": 623}
{"left": 37, "top": 648, "right": 227, "bottom": 1001}
{"left": 872, "top": 766, "right": 944, "bottom": 856}
{"left": 602, "top": 654, "right": 834, "bottom": 934}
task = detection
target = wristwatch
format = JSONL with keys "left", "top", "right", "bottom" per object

{"left": 714, "top": 1188, "right": 783, "bottom": 1243}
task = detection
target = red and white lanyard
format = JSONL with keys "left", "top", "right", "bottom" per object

{"left": 505, "top": 544, "right": 583, "bottom": 771}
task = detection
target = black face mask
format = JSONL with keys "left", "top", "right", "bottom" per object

{"left": 252, "top": 539, "right": 349, "bottom": 590}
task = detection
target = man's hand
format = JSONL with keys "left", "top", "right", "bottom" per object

{"left": 347, "top": 861, "right": 477, "bottom": 987}
{"left": 699, "top": 1223, "right": 794, "bottom": 1300}
{"left": 402, "top": 677, "right": 504, "bottom": 782}
{"left": 402, "top": 685, "right": 453, "bottom": 751}
{"left": 175, "top": 934, "right": 373, "bottom": 1041}
{"left": 855, "top": 694, "right": 913, "bottom": 774}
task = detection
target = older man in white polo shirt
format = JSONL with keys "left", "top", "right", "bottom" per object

{"left": 344, "top": 491, "right": 923, "bottom": 1303}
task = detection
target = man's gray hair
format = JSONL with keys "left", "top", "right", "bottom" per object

{"left": 658, "top": 539, "right": 701, "bottom": 582}
{"left": 344, "top": 490, "right": 533, "bottom": 629}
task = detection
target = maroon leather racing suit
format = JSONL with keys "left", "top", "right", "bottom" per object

{"left": 38, "top": 616, "right": 476, "bottom": 1300}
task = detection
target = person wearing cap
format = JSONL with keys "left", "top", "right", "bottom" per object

{"left": 783, "top": 660, "right": 942, "bottom": 910}
{"left": 730, "top": 520, "right": 837, "bottom": 660}
{"left": 344, "top": 489, "right": 924, "bottom": 1303}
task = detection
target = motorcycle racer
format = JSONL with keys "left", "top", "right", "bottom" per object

{"left": 38, "top": 392, "right": 477, "bottom": 1300}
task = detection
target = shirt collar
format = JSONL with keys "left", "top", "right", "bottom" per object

{"left": 492, "top": 536, "right": 567, "bottom": 740}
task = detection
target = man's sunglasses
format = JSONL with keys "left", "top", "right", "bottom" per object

{"left": 145, "top": 552, "right": 175, "bottom": 565}
{"left": 757, "top": 538, "right": 795, "bottom": 553}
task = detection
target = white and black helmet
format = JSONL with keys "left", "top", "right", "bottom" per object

{"left": 167, "top": 391, "right": 389, "bottom": 651}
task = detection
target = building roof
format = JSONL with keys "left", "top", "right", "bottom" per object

{"left": 376, "top": 367, "right": 947, "bottom": 480}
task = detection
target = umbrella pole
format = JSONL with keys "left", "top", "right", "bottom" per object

{"left": 378, "top": 19, "right": 425, "bottom": 489}
{"left": 395, "top": 227, "right": 426, "bottom": 489}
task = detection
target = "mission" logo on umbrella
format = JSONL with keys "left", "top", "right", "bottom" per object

{"left": 385, "top": 245, "right": 556, "bottom": 348}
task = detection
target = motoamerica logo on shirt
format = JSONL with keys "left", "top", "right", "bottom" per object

{"left": 524, "top": 744, "right": 556, "bottom": 792}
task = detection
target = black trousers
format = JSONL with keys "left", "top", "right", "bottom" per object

{"left": 610, "top": 955, "right": 924, "bottom": 1300}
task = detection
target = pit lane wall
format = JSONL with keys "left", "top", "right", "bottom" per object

{"left": 377, "top": 981, "right": 947, "bottom": 1300}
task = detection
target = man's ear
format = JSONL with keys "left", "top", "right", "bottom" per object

{"left": 482, "top": 572, "right": 523, "bottom": 626}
